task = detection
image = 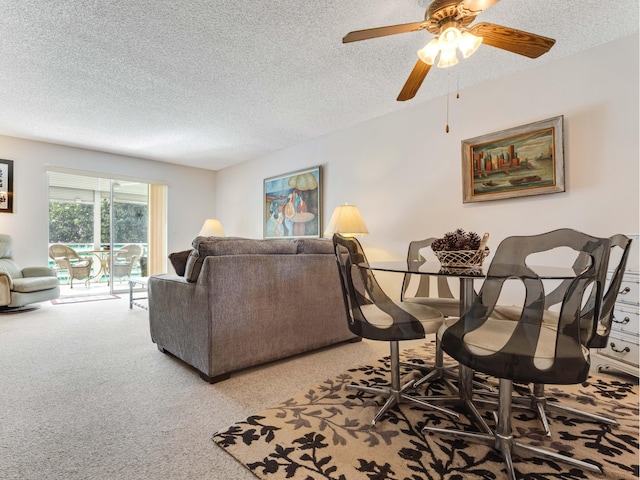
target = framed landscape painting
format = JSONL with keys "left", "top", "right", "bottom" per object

{"left": 461, "top": 116, "right": 564, "bottom": 203}
{"left": 264, "top": 166, "right": 321, "bottom": 238}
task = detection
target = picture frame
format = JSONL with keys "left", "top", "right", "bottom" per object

{"left": 264, "top": 166, "right": 321, "bottom": 238}
{"left": 461, "top": 116, "right": 564, "bottom": 203}
{"left": 0, "top": 159, "right": 14, "bottom": 213}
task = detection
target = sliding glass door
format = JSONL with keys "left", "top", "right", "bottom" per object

{"left": 48, "top": 171, "right": 155, "bottom": 295}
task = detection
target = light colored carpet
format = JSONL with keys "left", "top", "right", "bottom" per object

{"left": 214, "top": 343, "right": 639, "bottom": 479}
{"left": 0, "top": 296, "right": 398, "bottom": 479}
{"left": 51, "top": 294, "right": 120, "bottom": 304}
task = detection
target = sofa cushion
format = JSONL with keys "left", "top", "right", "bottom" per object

{"left": 295, "top": 238, "right": 334, "bottom": 254}
{"left": 184, "top": 237, "right": 242, "bottom": 283}
{"left": 12, "top": 276, "right": 59, "bottom": 293}
{"left": 184, "top": 237, "right": 298, "bottom": 282}
{"left": 168, "top": 250, "right": 191, "bottom": 276}
{"left": 209, "top": 238, "right": 297, "bottom": 256}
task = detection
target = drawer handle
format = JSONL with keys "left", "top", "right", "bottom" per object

{"left": 612, "top": 315, "right": 631, "bottom": 325}
{"left": 619, "top": 286, "right": 630, "bottom": 295}
{"left": 609, "top": 342, "right": 630, "bottom": 354}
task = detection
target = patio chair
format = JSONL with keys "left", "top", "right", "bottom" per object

{"left": 109, "top": 244, "right": 142, "bottom": 284}
{"left": 48, "top": 244, "right": 93, "bottom": 288}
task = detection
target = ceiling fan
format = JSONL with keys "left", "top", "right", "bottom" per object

{"left": 343, "top": 0, "right": 556, "bottom": 101}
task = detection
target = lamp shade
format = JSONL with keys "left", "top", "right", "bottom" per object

{"left": 418, "top": 37, "right": 440, "bottom": 65}
{"left": 437, "top": 48, "right": 458, "bottom": 68}
{"left": 459, "top": 31, "right": 482, "bottom": 58}
{"left": 198, "top": 218, "right": 225, "bottom": 237}
{"left": 324, "top": 204, "right": 369, "bottom": 237}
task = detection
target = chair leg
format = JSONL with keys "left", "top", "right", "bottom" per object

{"left": 410, "top": 336, "right": 459, "bottom": 392}
{"left": 406, "top": 336, "right": 493, "bottom": 394}
{"left": 528, "top": 383, "right": 617, "bottom": 433}
{"left": 347, "top": 341, "right": 459, "bottom": 426}
{"left": 477, "top": 382, "right": 617, "bottom": 437}
{"left": 529, "top": 384, "right": 553, "bottom": 437}
{"left": 423, "top": 378, "right": 603, "bottom": 479}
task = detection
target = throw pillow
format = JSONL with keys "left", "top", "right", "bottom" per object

{"left": 168, "top": 250, "right": 191, "bottom": 276}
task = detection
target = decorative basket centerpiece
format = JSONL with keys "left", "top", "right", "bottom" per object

{"left": 432, "top": 229, "right": 490, "bottom": 268}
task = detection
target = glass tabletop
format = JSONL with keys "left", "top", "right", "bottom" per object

{"left": 361, "top": 261, "right": 579, "bottom": 280}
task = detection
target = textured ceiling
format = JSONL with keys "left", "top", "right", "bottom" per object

{"left": 0, "top": 1, "right": 637, "bottom": 171}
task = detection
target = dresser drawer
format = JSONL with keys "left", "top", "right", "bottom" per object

{"left": 611, "top": 304, "right": 639, "bottom": 336}
{"left": 615, "top": 276, "right": 639, "bottom": 306}
{"left": 598, "top": 332, "right": 639, "bottom": 367}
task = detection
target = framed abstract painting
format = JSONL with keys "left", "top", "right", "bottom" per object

{"left": 264, "top": 166, "right": 321, "bottom": 238}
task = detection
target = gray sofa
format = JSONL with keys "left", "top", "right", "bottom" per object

{"left": 148, "top": 236, "right": 358, "bottom": 383}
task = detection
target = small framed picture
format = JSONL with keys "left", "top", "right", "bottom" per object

{"left": 0, "top": 159, "right": 14, "bottom": 213}
{"left": 461, "top": 116, "right": 564, "bottom": 203}
{"left": 264, "top": 166, "right": 321, "bottom": 238}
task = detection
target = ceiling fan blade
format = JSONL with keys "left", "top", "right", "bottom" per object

{"left": 397, "top": 60, "right": 432, "bottom": 101}
{"left": 469, "top": 22, "right": 556, "bottom": 58}
{"left": 460, "top": 0, "right": 502, "bottom": 14}
{"left": 343, "top": 21, "right": 426, "bottom": 43}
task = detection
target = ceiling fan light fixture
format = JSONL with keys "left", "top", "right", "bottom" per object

{"left": 342, "top": 0, "right": 557, "bottom": 102}
{"left": 438, "top": 22, "right": 462, "bottom": 50}
{"left": 417, "top": 38, "right": 440, "bottom": 65}
{"left": 459, "top": 31, "right": 483, "bottom": 58}
{"left": 437, "top": 48, "right": 458, "bottom": 68}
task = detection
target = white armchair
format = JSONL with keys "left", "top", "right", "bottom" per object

{"left": 0, "top": 234, "right": 60, "bottom": 310}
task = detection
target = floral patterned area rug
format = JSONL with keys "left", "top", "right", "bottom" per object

{"left": 212, "top": 343, "right": 639, "bottom": 480}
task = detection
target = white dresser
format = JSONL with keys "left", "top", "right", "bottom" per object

{"left": 592, "top": 234, "right": 639, "bottom": 377}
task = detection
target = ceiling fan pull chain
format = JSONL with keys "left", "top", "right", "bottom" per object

{"left": 457, "top": 70, "right": 461, "bottom": 99}
{"left": 445, "top": 70, "right": 450, "bottom": 133}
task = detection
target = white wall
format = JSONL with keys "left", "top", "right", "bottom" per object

{"left": 215, "top": 34, "right": 639, "bottom": 296}
{"left": 2, "top": 34, "right": 636, "bottom": 289}
{"left": 216, "top": 34, "right": 639, "bottom": 296}
{"left": 0, "top": 136, "right": 217, "bottom": 269}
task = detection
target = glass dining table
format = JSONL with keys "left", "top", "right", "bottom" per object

{"left": 82, "top": 247, "right": 131, "bottom": 284}
{"left": 360, "top": 259, "right": 579, "bottom": 432}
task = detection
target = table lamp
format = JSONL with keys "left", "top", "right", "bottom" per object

{"left": 324, "top": 204, "right": 369, "bottom": 237}
{"left": 198, "top": 218, "right": 225, "bottom": 237}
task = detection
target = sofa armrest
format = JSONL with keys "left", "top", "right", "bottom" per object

{"left": 0, "top": 273, "right": 12, "bottom": 306}
{"left": 22, "top": 266, "right": 57, "bottom": 278}
{"left": 148, "top": 274, "right": 211, "bottom": 376}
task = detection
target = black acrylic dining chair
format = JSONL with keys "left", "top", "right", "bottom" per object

{"left": 401, "top": 238, "right": 460, "bottom": 315}
{"left": 495, "top": 233, "right": 633, "bottom": 436}
{"left": 400, "top": 237, "right": 467, "bottom": 391}
{"left": 332, "top": 234, "right": 458, "bottom": 426}
{"left": 423, "top": 228, "right": 611, "bottom": 479}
